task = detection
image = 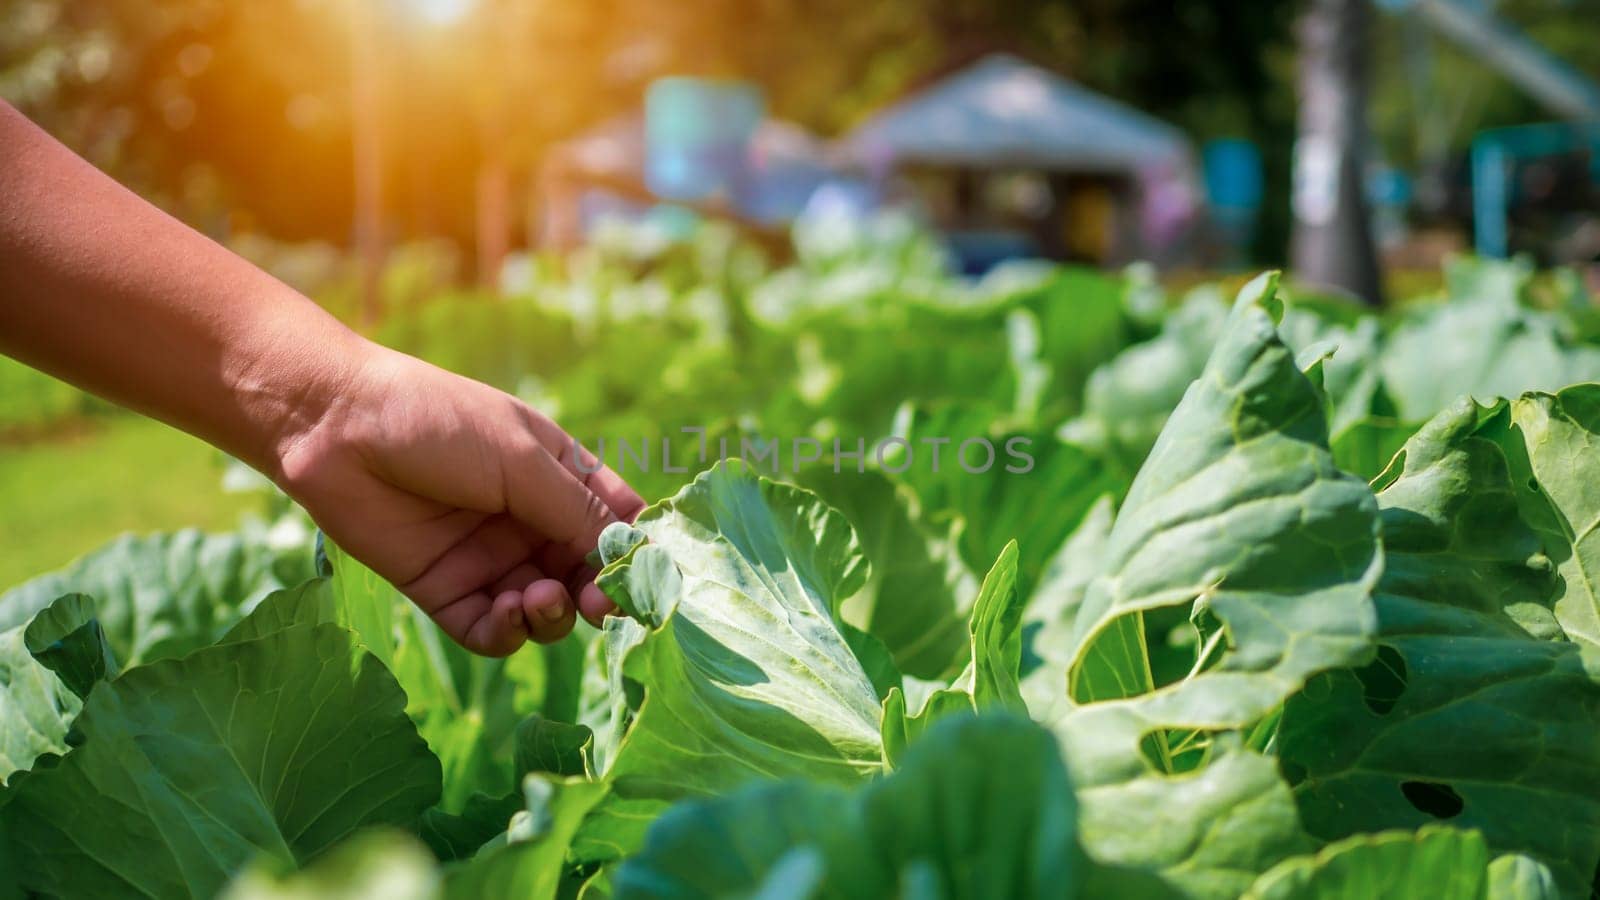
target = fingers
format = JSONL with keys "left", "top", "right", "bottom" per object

{"left": 402, "top": 515, "right": 531, "bottom": 610}
{"left": 433, "top": 589, "right": 528, "bottom": 657}
{"left": 415, "top": 559, "right": 581, "bottom": 653}
{"left": 491, "top": 562, "right": 577, "bottom": 642}
{"left": 386, "top": 398, "right": 641, "bottom": 656}
{"left": 577, "top": 581, "right": 617, "bottom": 628}
{"left": 570, "top": 449, "right": 647, "bottom": 524}
{"left": 502, "top": 442, "right": 623, "bottom": 558}
{"left": 521, "top": 579, "right": 576, "bottom": 644}
{"left": 519, "top": 408, "right": 647, "bottom": 523}
{"left": 506, "top": 410, "right": 643, "bottom": 629}
{"left": 401, "top": 519, "right": 590, "bottom": 653}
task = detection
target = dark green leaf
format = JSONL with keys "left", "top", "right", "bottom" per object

{"left": 3, "top": 621, "right": 441, "bottom": 898}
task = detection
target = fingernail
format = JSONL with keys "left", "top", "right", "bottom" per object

{"left": 538, "top": 602, "right": 567, "bottom": 623}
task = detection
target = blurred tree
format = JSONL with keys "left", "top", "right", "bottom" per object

{"left": 0, "top": 2, "right": 624, "bottom": 255}
{"left": 1291, "top": 0, "right": 1384, "bottom": 304}
{"left": 1370, "top": 0, "right": 1600, "bottom": 219}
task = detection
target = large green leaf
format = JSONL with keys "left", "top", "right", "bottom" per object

{"left": 611, "top": 714, "right": 1083, "bottom": 900}
{"left": 584, "top": 462, "right": 888, "bottom": 860}
{"left": 0, "top": 529, "right": 313, "bottom": 667}
{"left": 1492, "top": 384, "right": 1600, "bottom": 650}
{"left": 323, "top": 545, "right": 584, "bottom": 814}
{"left": 1, "top": 599, "right": 441, "bottom": 898}
{"left": 1378, "top": 265, "right": 1600, "bottom": 424}
{"left": 1061, "top": 284, "right": 1230, "bottom": 476}
{"left": 1019, "top": 267, "right": 1133, "bottom": 423}
{"left": 881, "top": 542, "right": 1027, "bottom": 764}
{"left": 1279, "top": 396, "right": 1600, "bottom": 894}
{"left": 1054, "top": 273, "right": 1382, "bottom": 897}
{"left": 1065, "top": 270, "right": 1381, "bottom": 726}
{"left": 1241, "top": 828, "right": 1493, "bottom": 900}
{"left": 219, "top": 559, "right": 577, "bottom": 822}
{"left": 794, "top": 465, "right": 978, "bottom": 679}
{"left": 1021, "top": 494, "right": 1114, "bottom": 720}
{"left": 0, "top": 593, "right": 115, "bottom": 785}
{"left": 891, "top": 404, "right": 1120, "bottom": 599}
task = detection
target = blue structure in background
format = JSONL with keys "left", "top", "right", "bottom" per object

{"left": 1203, "top": 139, "right": 1264, "bottom": 209}
{"left": 733, "top": 152, "right": 835, "bottom": 226}
{"left": 644, "top": 78, "right": 764, "bottom": 202}
{"left": 1202, "top": 139, "right": 1263, "bottom": 263}
{"left": 1472, "top": 121, "right": 1600, "bottom": 258}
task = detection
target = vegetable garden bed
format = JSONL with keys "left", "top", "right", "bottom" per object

{"left": 4, "top": 256, "right": 1599, "bottom": 899}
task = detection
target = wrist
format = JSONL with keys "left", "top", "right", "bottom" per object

{"left": 223, "top": 294, "right": 381, "bottom": 485}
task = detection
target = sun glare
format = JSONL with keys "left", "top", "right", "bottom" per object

{"left": 404, "top": 0, "right": 476, "bottom": 26}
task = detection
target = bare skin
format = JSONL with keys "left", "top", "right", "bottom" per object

{"left": 0, "top": 100, "right": 643, "bottom": 656}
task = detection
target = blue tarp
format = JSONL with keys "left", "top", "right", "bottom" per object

{"left": 848, "top": 54, "right": 1191, "bottom": 173}
{"left": 547, "top": 113, "right": 836, "bottom": 225}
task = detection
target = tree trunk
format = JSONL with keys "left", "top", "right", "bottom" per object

{"left": 351, "top": 0, "right": 386, "bottom": 325}
{"left": 1290, "top": 0, "right": 1384, "bottom": 305}
{"left": 475, "top": 152, "right": 510, "bottom": 294}
{"left": 473, "top": 0, "right": 514, "bottom": 296}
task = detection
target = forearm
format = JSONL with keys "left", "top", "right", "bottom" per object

{"left": 0, "top": 101, "right": 368, "bottom": 477}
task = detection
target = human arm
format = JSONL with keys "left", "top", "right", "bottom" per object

{"left": 0, "top": 100, "right": 642, "bottom": 654}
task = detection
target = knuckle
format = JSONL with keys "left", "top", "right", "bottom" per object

{"left": 583, "top": 490, "right": 615, "bottom": 530}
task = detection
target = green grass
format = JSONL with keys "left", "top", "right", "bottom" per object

{"left": 0, "top": 416, "right": 254, "bottom": 591}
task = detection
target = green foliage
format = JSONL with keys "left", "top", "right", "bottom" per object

{"left": 614, "top": 714, "right": 1084, "bottom": 900}
{"left": 881, "top": 542, "right": 1028, "bottom": 765}
{"left": 1242, "top": 828, "right": 1511, "bottom": 900}
{"left": 0, "top": 593, "right": 114, "bottom": 786}
{"left": 2, "top": 589, "right": 441, "bottom": 899}
{"left": 7, "top": 254, "right": 1600, "bottom": 899}
{"left": 579, "top": 463, "right": 888, "bottom": 862}
{"left": 0, "top": 528, "right": 313, "bottom": 667}
{"left": 1278, "top": 393, "right": 1600, "bottom": 895}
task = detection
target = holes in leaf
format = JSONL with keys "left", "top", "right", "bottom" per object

{"left": 1138, "top": 728, "right": 1224, "bottom": 776}
{"left": 1528, "top": 476, "right": 1541, "bottom": 493}
{"left": 1355, "top": 645, "right": 1407, "bottom": 715}
{"left": 1137, "top": 731, "right": 1167, "bottom": 772}
{"left": 1401, "top": 780, "right": 1464, "bottom": 819}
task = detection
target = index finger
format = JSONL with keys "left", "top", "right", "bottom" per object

{"left": 519, "top": 407, "right": 646, "bottom": 523}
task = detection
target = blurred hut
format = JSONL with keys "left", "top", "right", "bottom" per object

{"left": 845, "top": 53, "right": 1201, "bottom": 273}
{"left": 535, "top": 84, "right": 837, "bottom": 254}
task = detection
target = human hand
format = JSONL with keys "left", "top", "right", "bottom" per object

{"left": 0, "top": 99, "right": 638, "bottom": 656}
{"left": 272, "top": 345, "right": 644, "bottom": 656}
